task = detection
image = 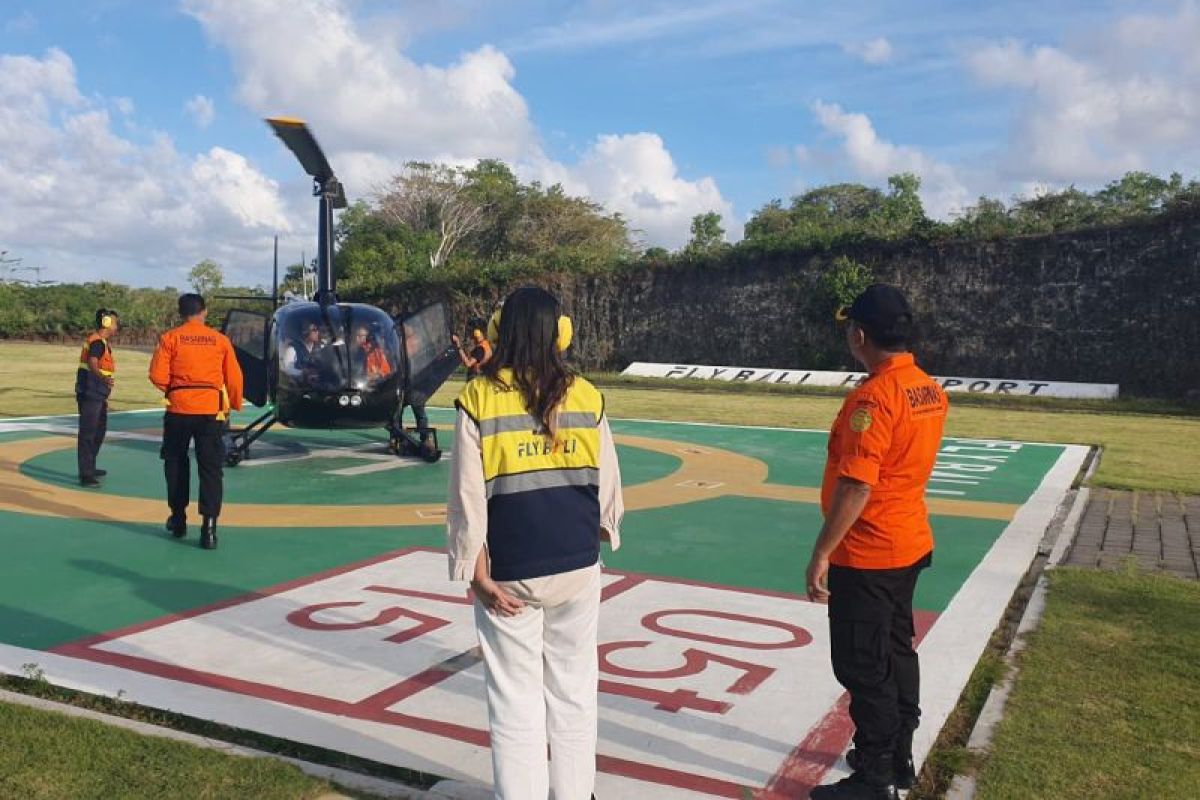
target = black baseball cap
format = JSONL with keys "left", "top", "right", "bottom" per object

{"left": 835, "top": 284, "right": 914, "bottom": 345}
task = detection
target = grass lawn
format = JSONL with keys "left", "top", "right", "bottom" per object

{"left": 975, "top": 567, "right": 1200, "bottom": 800}
{"left": 0, "top": 699, "right": 347, "bottom": 800}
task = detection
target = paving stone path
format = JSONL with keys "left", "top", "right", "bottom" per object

{"left": 1066, "top": 489, "right": 1200, "bottom": 579}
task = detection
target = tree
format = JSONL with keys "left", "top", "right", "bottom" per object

{"left": 188, "top": 259, "right": 224, "bottom": 296}
{"left": 375, "top": 163, "right": 487, "bottom": 269}
{"left": 685, "top": 212, "right": 725, "bottom": 254}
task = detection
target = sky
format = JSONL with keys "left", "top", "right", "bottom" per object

{"left": 1, "top": 0, "right": 1198, "bottom": 288}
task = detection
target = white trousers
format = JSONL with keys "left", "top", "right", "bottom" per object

{"left": 474, "top": 566, "right": 601, "bottom": 800}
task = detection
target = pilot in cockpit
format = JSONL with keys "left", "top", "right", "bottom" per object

{"left": 283, "top": 322, "right": 323, "bottom": 382}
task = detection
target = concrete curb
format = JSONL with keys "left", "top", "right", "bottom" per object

{"left": 0, "top": 688, "right": 433, "bottom": 799}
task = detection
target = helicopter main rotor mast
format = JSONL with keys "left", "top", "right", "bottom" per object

{"left": 266, "top": 117, "right": 347, "bottom": 306}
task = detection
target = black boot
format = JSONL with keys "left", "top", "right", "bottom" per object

{"left": 165, "top": 513, "right": 187, "bottom": 538}
{"left": 847, "top": 734, "right": 916, "bottom": 790}
{"left": 811, "top": 751, "right": 898, "bottom": 800}
{"left": 199, "top": 517, "right": 218, "bottom": 550}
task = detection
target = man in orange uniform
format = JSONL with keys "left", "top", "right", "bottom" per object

{"left": 149, "top": 294, "right": 244, "bottom": 550}
{"left": 76, "top": 309, "right": 120, "bottom": 487}
{"left": 806, "top": 285, "right": 948, "bottom": 800}
{"left": 451, "top": 318, "right": 492, "bottom": 378}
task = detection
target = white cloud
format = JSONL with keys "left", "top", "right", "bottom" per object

{"left": 844, "top": 37, "right": 893, "bottom": 65}
{"left": 528, "top": 133, "right": 734, "bottom": 248}
{"left": 184, "top": 0, "right": 729, "bottom": 251}
{"left": 185, "top": 93, "right": 215, "bottom": 128}
{"left": 966, "top": 3, "right": 1200, "bottom": 183}
{"left": 811, "top": 100, "right": 969, "bottom": 218}
{"left": 0, "top": 49, "right": 293, "bottom": 286}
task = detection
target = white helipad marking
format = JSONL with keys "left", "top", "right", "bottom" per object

{"left": 52, "top": 550, "right": 842, "bottom": 798}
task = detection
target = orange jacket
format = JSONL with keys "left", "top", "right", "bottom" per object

{"left": 364, "top": 343, "right": 392, "bottom": 379}
{"left": 821, "top": 353, "right": 948, "bottom": 569}
{"left": 149, "top": 319, "right": 244, "bottom": 416}
{"left": 78, "top": 333, "right": 115, "bottom": 376}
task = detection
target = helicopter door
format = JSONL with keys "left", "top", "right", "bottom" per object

{"left": 399, "top": 303, "right": 460, "bottom": 407}
{"left": 222, "top": 310, "right": 271, "bottom": 407}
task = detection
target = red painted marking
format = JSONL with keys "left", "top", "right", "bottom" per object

{"left": 598, "top": 679, "right": 730, "bottom": 714}
{"left": 643, "top": 609, "right": 812, "bottom": 650}
{"left": 52, "top": 640, "right": 491, "bottom": 746}
{"left": 600, "top": 573, "right": 644, "bottom": 601}
{"left": 356, "top": 648, "right": 482, "bottom": 714}
{"left": 599, "top": 641, "right": 775, "bottom": 695}
{"left": 363, "top": 585, "right": 474, "bottom": 606}
{"left": 286, "top": 601, "right": 448, "bottom": 640}
{"left": 597, "top": 753, "right": 755, "bottom": 798}
{"left": 756, "top": 693, "right": 853, "bottom": 799}
{"left": 52, "top": 546, "right": 431, "bottom": 652}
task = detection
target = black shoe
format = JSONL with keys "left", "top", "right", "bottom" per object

{"left": 847, "top": 747, "right": 916, "bottom": 790}
{"left": 166, "top": 514, "right": 187, "bottom": 538}
{"left": 199, "top": 517, "right": 218, "bottom": 550}
{"left": 810, "top": 772, "right": 899, "bottom": 800}
{"left": 80, "top": 476, "right": 101, "bottom": 488}
{"left": 95, "top": 469, "right": 107, "bottom": 477}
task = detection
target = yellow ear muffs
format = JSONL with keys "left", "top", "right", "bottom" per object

{"left": 487, "top": 309, "right": 502, "bottom": 343}
{"left": 487, "top": 309, "right": 573, "bottom": 351}
{"left": 98, "top": 311, "right": 115, "bottom": 329}
{"left": 556, "top": 315, "right": 573, "bottom": 351}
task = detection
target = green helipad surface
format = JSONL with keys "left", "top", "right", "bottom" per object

{"left": 0, "top": 407, "right": 1086, "bottom": 798}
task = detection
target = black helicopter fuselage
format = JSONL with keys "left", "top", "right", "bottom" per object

{"left": 271, "top": 301, "right": 402, "bottom": 429}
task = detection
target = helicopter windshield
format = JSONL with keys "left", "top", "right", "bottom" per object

{"left": 277, "top": 304, "right": 401, "bottom": 394}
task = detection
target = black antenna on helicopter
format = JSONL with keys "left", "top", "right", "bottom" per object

{"left": 266, "top": 117, "right": 347, "bottom": 306}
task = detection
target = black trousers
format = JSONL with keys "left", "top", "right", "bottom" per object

{"left": 160, "top": 412, "right": 225, "bottom": 518}
{"left": 828, "top": 552, "right": 931, "bottom": 760}
{"left": 76, "top": 398, "right": 107, "bottom": 479}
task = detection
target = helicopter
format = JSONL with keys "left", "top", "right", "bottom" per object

{"left": 218, "top": 117, "right": 460, "bottom": 466}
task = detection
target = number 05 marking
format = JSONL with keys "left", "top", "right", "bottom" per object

{"left": 642, "top": 609, "right": 812, "bottom": 650}
{"left": 599, "top": 641, "right": 775, "bottom": 694}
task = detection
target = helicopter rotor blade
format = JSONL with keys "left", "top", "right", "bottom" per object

{"left": 266, "top": 117, "right": 335, "bottom": 182}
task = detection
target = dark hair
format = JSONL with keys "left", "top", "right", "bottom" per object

{"left": 94, "top": 308, "right": 118, "bottom": 329}
{"left": 468, "top": 317, "right": 487, "bottom": 336}
{"left": 856, "top": 317, "right": 914, "bottom": 352}
{"left": 178, "top": 293, "right": 206, "bottom": 318}
{"left": 481, "top": 287, "right": 573, "bottom": 438}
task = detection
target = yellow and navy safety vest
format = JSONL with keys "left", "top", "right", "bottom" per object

{"left": 456, "top": 368, "right": 605, "bottom": 581}
{"left": 76, "top": 333, "right": 115, "bottom": 400}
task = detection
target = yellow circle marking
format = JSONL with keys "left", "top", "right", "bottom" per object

{"left": 0, "top": 433, "right": 1017, "bottom": 526}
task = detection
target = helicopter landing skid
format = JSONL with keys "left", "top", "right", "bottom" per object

{"left": 388, "top": 425, "right": 442, "bottom": 463}
{"left": 224, "top": 409, "right": 278, "bottom": 467}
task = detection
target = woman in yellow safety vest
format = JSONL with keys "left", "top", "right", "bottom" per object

{"left": 447, "top": 287, "right": 624, "bottom": 800}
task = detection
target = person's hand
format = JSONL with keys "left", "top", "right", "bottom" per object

{"left": 471, "top": 577, "right": 526, "bottom": 617}
{"left": 451, "top": 334, "right": 461, "bottom": 346}
{"left": 600, "top": 527, "right": 612, "bottom": 543}
{"left": 806, "top": 554, "right": 830, "bottom": 603}
{"left": 104, "top": 376, "right": 115, "bottom": 388}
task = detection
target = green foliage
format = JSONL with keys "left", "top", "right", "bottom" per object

{"left": 684, "top": 212, "right": 726, "bottom": 255}
{"left": 336, "top": 162, "right": 635, "bottom": 292}
{"left": 820, "top": 255, "right": 874, "bottom": 310}
{"left": 187, "top": 259, "right": 224, "bottom": 296}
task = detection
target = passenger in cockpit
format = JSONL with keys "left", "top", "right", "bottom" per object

{"left": 355, "top": 326, "right": 393, "bottom": 382}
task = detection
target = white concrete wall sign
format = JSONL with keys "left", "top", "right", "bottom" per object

{"left": 622, "top": 363, "right": 1119, "bottom": 399}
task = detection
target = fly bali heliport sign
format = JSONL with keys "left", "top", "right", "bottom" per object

{"left": 622, "top": 363, "right": 1119, "bottom": 400}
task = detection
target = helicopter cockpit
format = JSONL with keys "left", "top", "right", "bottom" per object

{"left": 272, "top": 301, "right": 403, "bottom": 427}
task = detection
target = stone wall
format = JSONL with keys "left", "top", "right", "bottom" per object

{"left": 364, "top": 211, "right": 1200, "bottom": 398}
